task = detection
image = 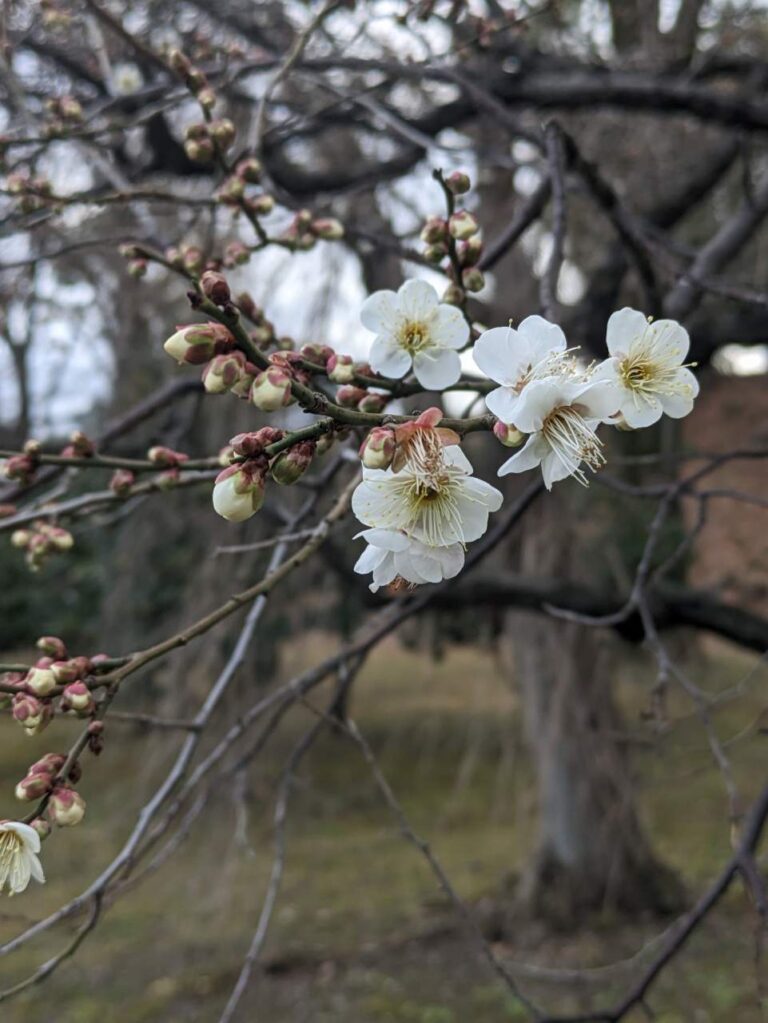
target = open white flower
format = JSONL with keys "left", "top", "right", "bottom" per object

{"left": 593, "top": 308, "right": 699, "bottom": 428}
{"left": 361, "top": 279, "right": 469, "bottom": 389}
{"left": 498, "top": 376, "right": 620, "bottom": 489}
{"left": 473, "top": 316, "right": 569, "bottom": 424}
{"left": 354, "top": 528, "right": 465, "bottom": 592}
{"left": 352, "top": 433, "right": 503, "bottom": 547}
{"left": 0, "top": 821, "right": 45, "bottom": 895}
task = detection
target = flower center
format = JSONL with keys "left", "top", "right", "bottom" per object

{"left": 542, "top": 405, "right": 605, "bottom": 486}
{"left": 399, "top": 320, "right": 430, "bottom": 353}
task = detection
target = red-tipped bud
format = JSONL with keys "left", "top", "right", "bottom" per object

{"left": 36, "top": 636, "right": 66, "bottom": 660}
{"left": 28, "top": 753, "right": 66, "bottom": 777}
{"left": 448, "top": 210, "right": 479, "bottom": 240}
{"left": 235, "top": 157, "right": 262, "bottom": 182}
{"left": 147, "top": 447, "right": 189, "bottom": 468}
{"left": 420, "top": 216, "right": 448, "bottom": 245}
{"left": 29, "top": 818, "right": 51, "bottom": 841}
{"left": 4, "top": 453, "right": 36, "bottom": 483}
{"left": 327, "top": 353, "right": 355, "bottom": 384}
{"left": 61, "top": 681, "right": 95, "bottom": 716}
{"left": 250, "top": 367, "right": 294, "bottom": 412}
{"left": 336, "top": 385, "right": 367, "bottom": 408}
{"left": 202, "top": 351, "right": 247, "bottom": 394}
{"left": 12, "top": 693, "right": 52, "bottom": 735}
{"left": 50, "top": 660, "right": 79, "bottom": 684}
{"left": 445, "top": 170, "right": 471, "bottom": 195}
{"left": 223, "top": 241, "right": 250, "bottom": 267}
{"left": 310, "top": 218, "right": 344, "bottom": 240}
{"left": 48, "top": 787, "right": 86, "bottom": 827}
{"left": 493, "top": 421, "right": 525, "bottom": 447}
{"left": 163, "top": 323, "right": 224, "bottom": 365}
{"left": 15, "top": 773, "right": 53, "bottom": 801}
{"left": 357, "top": 392, "right": 387, "bottom": 414}
{"left": 200, "top": 270, "right": 231, "bottom": 306}
{"left": 212, "top": 461, "right": 266, "bottom": 522}
{"left": 359, "top": 427, "right": 396, "bottom": 470}
{"left": 270, "top": 441, "right": 315, "bottom": 485}
{"left": 110, "top": 469, "right": 135, "bottom": 496}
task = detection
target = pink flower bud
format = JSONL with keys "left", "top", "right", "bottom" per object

{"left": 11, "top": 529, "right": 31, "bottom": 549}
{"left": 15, "top": 773, "right": 53, "bottom": 801}
{"left": 229, "top": 428, "right": 284, "bottom": 457}
{"left": 445, "top": 170, "right": 471, "bottom": 195}
{"left": 223, "top": 241, "right": 250, "bottom": 267}
{"left": 201, "top": 351, "right": 247, "bottom": 394}
{"left": 493, "top": 421, "right": 525, "bottom": 447}
{"left": 212, "top": 462, "right": 266, "bottom": 522}
{"left": 420, "top": 216, "right": 448, "bottom": 245}
{"left": 458, "top": 236, "right": 483, "bottom": 266}
{"left": 61, "top": 682, "right": 95, "bottom": 716}
{"left": 248, "top": 193, "right": 275, "bottom": 216}
{"left": 12, "top": 693, "right": 52, "bottom": 735}
{"left": 182, "top": 246, "right": 204, "bottom": 274}
{"left": 48, "top": 787, "right": 86, "bottom": 827}
{"left": 25, "top": 667, "right": 57, "bottom": 697}
{"left": 200, "top": 270, "right": 231, "bottom": 306}
{"left": 423, "top": 243, "right": 448, "bottom": 264}
{"left": 28, "top": 753, "right": 66, "bottom": 777}
{"left": 448, "top": 210, "right": 479, "bottom": 240}
{"left": 250, "top": 367, "right": 294, "bottom": 412}
{"left": 336, "top": 385, "right": 367, "bottom": 409}
{"left": 4, "top": 453, "right": 36, "bottom": 483}
{"left": 29, "top": 817, "right": 51, "bottom": 841}
{"left": 310, "top": 218, "right": 344, "bottom": 240}
{"left": 270, "top": 441, "right": 315, "bottom": 486}
{"left": 147, "top": 446, "right": 188, "bottom": 468}
{"left": 235, "top": 157, "right": 262, "bottom": 183}
{"left": 357, "top": 392, "right": 387, "bottom": 414}
{"left": 47, "top": 527, "right": 73, "bottom": 552}
{"left": 359, "top": 427, "right": 396, "bottom": 470}
{"left": 110, "top": 469, "right": 135, "bottom": 496}
{"left": 163, "top": 323, "right": 220, "bottom": 365}
{"left": 299, "top": 343, "right": 330, "bottom": 367}
{"left": 327, "top": 354, "right": 355, "bottom": 384}
{"left": 36, "top": 636, "right": 66, "bottom": 660}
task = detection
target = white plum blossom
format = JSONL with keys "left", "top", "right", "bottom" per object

{"left": 354, "top": 529, "right": 464, "bottom": 592}
{"left": 0, "top": 821, "right": 45, "bottom": 895}
{"left": 473, "top": 316, "right": 569, "bottom": 425}
{"left": 592, "top": 308, "right": 699, "bottom": 428}
{"left": 361, "top": 279, "right": 469, "bottom": 390}
{"left": 353, "top": 435, "right": 503, "bottom": 548}
{"left": 498, "top": 376, "right": 621, "bottom": 489}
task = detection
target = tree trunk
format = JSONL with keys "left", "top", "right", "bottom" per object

{"left": 507, "top": 488, "right": 684, "bottom": 926}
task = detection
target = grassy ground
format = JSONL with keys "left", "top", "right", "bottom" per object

{"left": 0, "top": 634, "right": 765, "bottom": 1022}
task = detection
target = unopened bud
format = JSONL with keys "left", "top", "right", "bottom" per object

{"left": 28, "top": 753, "right": 67, "bottom": 777}
{"left": 110, "top": 469, "right": 135, "bottom": 496}
{"left": 50, "top": 660, "right": 79, "bottom": 684}
{"left": 336, "top": 385, "right": 367, "bottom": 408}
{"left": 327, "top": 353, "right": 355, "bottom": 384}
{"left": 61, "top": 681, "right": 95, "bottom": 716}
{"left": 448, "top": 210, "right": 479, "bottom": 240}
{"left": 15, "top": 773, "right": 53, "bottom": 801}
{"left": 359, "top": 427, "right": 396, "bottom": 470}
{"left": 420, "top": 216, "right": 448, "bottom": 245}
{"left": 210, "top": 118, "right": 235, "bottom": 149}
{"left": 202, "top": 351, "right": 246, "bottom": 394}
{"left": 236, "top": 157, "right": 262, "bottom": 183}
{"left": 197, "top": 87, "right": 217, "bottom": 111}
{"left": 128, "top": 258, "right": 147, "bottom": 278}
{"left": 184, "top": 137, "right": 215, "bottom": 163}
{"left": 48, "top": 787, "right": 86, "bottom": 827}
{"left": 250, "top": 367, "right": 293, "bottom": 412}
{"left": 461, "top": 267, "right": 485, "bottom": 293}
{"left": 270, "top": 441, "right": 315, "bottom": 485}
{"left": 424, "top": 243, "right": 448, "bottom": 264}
{"left": 29, "top": 818, "right": 51, "bottom": 840}
{"left": 493, "top": 421, "right": 525, "bottom": 447}
{"left": 200, "top": 270, "right": 231, "bottom": 306}
{"left": 36, "top": 636, "right": 66, "bottom": 660}
{"left": 147, "top": 446, "right": 188, "bottom": 468}
{"left": 223, "top": 240, "right": 250, "bottom": 267}
{"left": 445, "top": 170, "right": 471, "bottom": 195}
{"left": 311, "top": 218, "right": 344, "bottom": 240}
{"left": 163, "top": 323, "right": 223, "bottom": 365}
{"left": 248, "top": 193, "right": 275, "bottom": 216}
{"left": 12, "top": 693, "right": 51, "bottom": 735}
{"left": 25, "top": 667, "right": 57, "bottom": 697}
{"left": 458, "top": 236, "right": 483, "bottom": 266}
{"left": 357, "top": 392, "right": 387, "bottom": 414}
{"left": 212, "top": 462, "right": 266, "bottom": 522}
{"left": 442, "top": 283, "right": 465, "bottom": 306}
{"left": 11, "top": 529, "right": 31, "bottom": 549}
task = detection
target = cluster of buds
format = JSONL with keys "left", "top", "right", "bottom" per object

{"left": 15, "top": 753, "right": 82, "bottom": 808}
{"left": 60, "top": 430, "right": 95, "bottom": 459}
{"left": 216, "top": 157, "right": 275, "bottom": 218}
{"left": 3, "top": 639, "right": 101, "bottom": 737}
{"left": 44, "top": 95, "right": 83, "bottom": 135}
{"left": 5, "top": 171, "right": 55, "bottom": 214}
{"left": 420, "top": 171, "right": 484, "bottom": 299}
{"left": 183, "top": 118, "right": 236, "bottom": 163}
{"left": 278, "top": 208, "right": 344, "bottom": 250}
{"left": 11, "top": 521, "right": 73, "bottom": 571}
{"left": 146, "top": 446, "right": 189, "bottom": 488}
{"left": 169, "top": 48, "right": 216, "bottom": 110}
{"left": 159, "top": 242, "right": 206, "bottom": 275}
{"left": 117, "top": 242, "right": 148, "bottom": 279}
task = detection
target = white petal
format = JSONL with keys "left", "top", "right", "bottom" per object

{"left": 472, "top": 326, "right": 523, "bottom": 384}
{"left": 406, "top": 548, "right": 444, "bottom": 583}
{"left": 647, "top": 319, "right": 690, "bottom": 363}
{"left": 498, "top": 433, "right": 546, "bottom": 477}
{"left": 432, "top": 305, "right": 470, "bottom": 349}
{"left": 412, "top": 348, "right": 461, "bottom": 390}
{"left": 437, "top": 544, "right": 465, "bottom": 580}
{"left": 606, "top": 308, "right": 649, "bottom": 357}
{"left": 461, "top": 475, "right": 504, "bottom": 513}
{"left": 620, "top": 395, "right": 663, "bottom": 428}
{"left": 540, "top": 449, "right": 577, "bottom": 490}
{"left": 5, "top": 822, "right": 41, "bottom": 854}
{"left": 517, "top": 315, "right": 567, "bottom": 361}
{"left": 352, "top": 479, "right": 410, "bottom": 531}
{"left": 397, "top": 279, "right": 439, "bottom": 321}
{"left": 576, "top": 379, "right": 622, "bottom": 421}
{"left": 485, "top": 386, "right": 523, "bottom": 425}
{"left": 28, "top": 852, "right": 45, "bottom": 885}
{"left": 354, "top": 544, "right": 388, "bottom": 576}
{"left": 444, "top": 446, "right": 474, "bottom": 473}
{"left": 511, "top": 378, "right": 566, "bottom": 433}
{"left": 361, "top": 290, "right": 399, "bottom": 334}
{"left": 369, "top": 337, "right": 412, "bottom": 379}
{"left": 357, "top": 528, "right": 411, "bottom": 552}
{"left": 660, "top": 368, "right": 699, "bottom": 418}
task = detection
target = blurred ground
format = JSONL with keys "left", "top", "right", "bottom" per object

{"left": 0, "top": 633, "right": 765, "bottom": 1023}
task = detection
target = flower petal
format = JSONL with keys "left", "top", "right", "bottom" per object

{"left": 620, "top": 395, "right": 663, "bottom": 428}
{"left": 606, "top": 308, "right": 649, "bottom": 357}
{"left": 412, "top": 348, "right": 461, "bottom": 390}
{"left": 361, "top": 290, "right": 399, "bottom": 334}
{"left": 432, "top": 305, "right": 470, "bottom": 349}
{"left": 540, "top": 448, "right": 578, "bottom": 490}
{"left": 517, "top": 315, "right": 567, "bottom": 361}
{"left": 472, "top": 326, "right": 523, "bottom": 384}
{"left": 511, "top": 378, "right": 566, "bottom": 433}
{"left": 444, "top": 445, "right": 474, "bottom": 474}
{"left": 498, "top": 433, "right": 546, "bottom": 477}
{"left": 369, "top": 336, "right": 412, "bottom": 379}
{"left": 485, "top": 385, "right": 523, "bottom": 425}
{"left": 397, "top": 279, "right": 440, "bottom": 321}
{"left": 647, "top": 319, "right": 690, "bottom": 363}
{"left": 660, "top": 368, "right": 699, "bottom": 418}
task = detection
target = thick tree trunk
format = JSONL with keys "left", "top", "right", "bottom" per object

{"left": 507, "top": 489, "right": 684, "bottom": 926}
